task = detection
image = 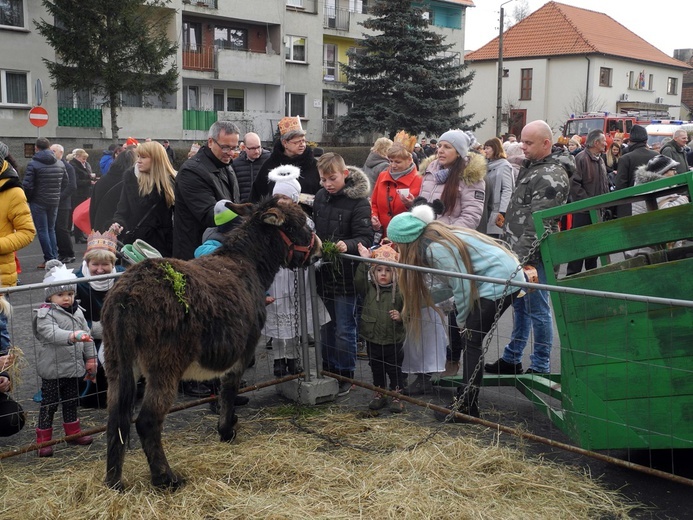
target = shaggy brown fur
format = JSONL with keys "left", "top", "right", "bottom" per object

{"left": 102, "top": 199, "right": 321, "bottom": 490}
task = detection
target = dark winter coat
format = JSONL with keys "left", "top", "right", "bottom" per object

{"left": 233, "top": 148, "right": 270, "bottom": 202}
{"left": 22, "top": 149, "right": 67, "bottom": 207}
{"left": 250, "top": 140, "right": 322, "bottom": 203}
{"left": 354, "top": 263, "right": 405, "bottom": 345}
{"left": 173, "top": 146, "right": 240, "bottom": 260}
{"left": 614, "top": 141, "right": 658, "bottom": 217}
{"left": 90, "top": 165, "right": 126, "bottom": 233}
{"left": 659, "top": 141, "right": 689, "bottom": 174}
{"left": 59, "top": 159, "right": 77, "bottom": 210}
{"left": 113, "top": 166, "right": 175, "bottom": 257}
{"left": 313, "top": 166, "right": 373, "bottom": 297}
{"left": 70, "top": 157, "right": 93, "bottom": 206}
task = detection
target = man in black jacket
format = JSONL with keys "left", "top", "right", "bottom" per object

{"left": 51, "top": 144, "right": 77, "bottom": 264}
{"left": 233, "top": 132, "right": 269, "bottom": 202}
{"left": 173, "top": 120, "right": 241, "bottom": 261}
{"left": 22, "top": 137, "right": 67, "bottom": 268}
{"left": 615, "top": 125, "right": 657, "bottom": 217}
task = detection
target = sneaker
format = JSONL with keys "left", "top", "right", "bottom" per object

{"left": 179, "top": 381, "right": 212, "bottom": 398}
{"left": 524, "top": 368, "right": 548, "bottom": 375}
{"left": 389, "top": 394, "right": 405, "bottom": 413}
{"left": 337, "top": 380, "right": 353, "bottom": 397}
{"left": 357, "top": 342, "right": 368, "bottom": 360}
{"left": 368, "top": 392, "right": 388, "bottom": 410}
{"left": 484, "top": 358, "right": 523, "bottom": 375}
{"left": 59, "top": 256, "right": 76, "bottom": 264}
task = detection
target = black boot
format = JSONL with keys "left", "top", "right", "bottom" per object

{"left": 435, "top": 385, "right": 479, "bottom": 422}
{"left": 286, "top": 358, "right": 303, "bottom": 375}
{"left": 274, "top": 358, "right": 289, "bottom": 377}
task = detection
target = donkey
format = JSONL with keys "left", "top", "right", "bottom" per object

{"left": 102, "top": 198, "right": 321, "bottom": 490}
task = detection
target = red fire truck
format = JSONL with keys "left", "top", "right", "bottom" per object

{"left": 563, "top": 112, "right": 639, "bottom": 144}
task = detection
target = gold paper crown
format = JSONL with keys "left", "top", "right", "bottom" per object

{"left": 87, "top": 230, "right": 118, "bottom": 254}
{"left": 371, "top": 243, "right": 399, "bottom": 263}
{"left": 278, "top": 116, "right": 304, "bottom": 137}
{"left": 394, "top": 130, "right": 417, "bottom": 153}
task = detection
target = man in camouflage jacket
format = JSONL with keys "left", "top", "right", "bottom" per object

{"left": 485, "top": 120, "right": 571, "bottom": 376}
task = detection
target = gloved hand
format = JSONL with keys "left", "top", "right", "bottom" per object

{"left": 70, "top": 330, "right": 92, "bottom": 343}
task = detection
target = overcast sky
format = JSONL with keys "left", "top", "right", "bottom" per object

{"left": 464, "top": 1, "right": 691, "bottom": 58}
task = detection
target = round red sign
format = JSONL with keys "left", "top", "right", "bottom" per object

{"left": 29, "top": 106, "right": 49, "bottom": 128}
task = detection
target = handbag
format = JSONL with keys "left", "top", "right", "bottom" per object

{"left": 124, "top": 199, "right": 163, "bottom": 238}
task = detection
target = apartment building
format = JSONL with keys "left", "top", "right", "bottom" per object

{"left": 0, "top": 0, "right": 471, "bottom": 144}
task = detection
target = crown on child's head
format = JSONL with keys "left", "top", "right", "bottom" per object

{"left": 87, "top": 230, "right": 118, "bottom": 254}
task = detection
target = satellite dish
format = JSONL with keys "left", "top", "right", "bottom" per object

{"left": 35, "top": 79, "right": 43, "bottom": 106}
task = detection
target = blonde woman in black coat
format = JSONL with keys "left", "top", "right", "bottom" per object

{"left": 112, "top": 142, "right": 176, "bottom": 256}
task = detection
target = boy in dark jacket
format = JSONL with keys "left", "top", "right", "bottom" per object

{"left": 355, "top": 242, "right": 406, "bottom": 412}
{"left": 313, "top": 153, "right": 373, "bottom": 396}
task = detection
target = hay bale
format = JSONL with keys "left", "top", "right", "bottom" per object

{"left": 0, "top": 407, "right": 637, "bottom": 519}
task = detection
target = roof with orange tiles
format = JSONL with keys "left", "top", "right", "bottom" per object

{"left": 465, "top": 1, "right": 691, "bottom": 70}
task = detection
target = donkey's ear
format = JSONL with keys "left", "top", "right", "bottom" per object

{"left": 227, "top": 202, "right": 255, "bottom": 216}
{"left": 261, "top": 207, "right": 286, "bottom": 227}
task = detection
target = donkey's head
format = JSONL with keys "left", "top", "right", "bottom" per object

{"left": 229, "top": 198, "right": 322, "bottom": 268}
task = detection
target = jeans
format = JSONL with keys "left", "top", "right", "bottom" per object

{"left": 0, "top": 311, "right": 10, "bottom": 353}
{"left": 501, "top": 263, "right": 554, "bottom": 372}
{"left": 30, "top": 202, "right": 59, "bottom": 262}
{"left": 320, "top": 294, "right": 358, "bottom": 374}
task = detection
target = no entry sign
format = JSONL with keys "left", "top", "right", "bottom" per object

{"left": 29, "top": 106, "right": 49, "bottom": 128}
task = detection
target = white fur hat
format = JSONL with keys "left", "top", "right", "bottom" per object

{"left": 269, "top": 165, "right": 302, "bottom": 203}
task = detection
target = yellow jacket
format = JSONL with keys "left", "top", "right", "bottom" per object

{"left": 0, "top": 160, "right": 36, "bottom": 287}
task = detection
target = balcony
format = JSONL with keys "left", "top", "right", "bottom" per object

{"left": 286, "top": 0, "right": 318, "bottom": 14}
{"left": 216, "top": 48, "right": 282, "bottom": 85}
{"left": 324, "top": 7, "right": 350, "bottom": 30}
{"left": 181, "top": 0, "right": 217, "bottom": 8}
{"left": 323, "top": 64, "right": 347, "bottom": 85}
{"left": 182, "top": 45, "right": 215, "bottom": 72}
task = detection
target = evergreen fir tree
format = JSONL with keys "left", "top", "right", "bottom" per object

{"left": 35, "top": 0, "right": 178, "bottom": 140}
{"left": 337, "top": 0, "right": 479, "bottom": 138}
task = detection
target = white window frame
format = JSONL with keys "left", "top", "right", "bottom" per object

{"left": 667, "top": 77, "right": 678, "bottom": 96}
{"left": 285, "top": 92, "right": 306, "bottom": 118}
{"left": 0, "top": 69, "right": 29, "bottom": 107}
{"left": 0, "top": 0, "right": 26, "bottom": 29}
{"left": 285, "top": 35, "right": 307, "bottom": 63}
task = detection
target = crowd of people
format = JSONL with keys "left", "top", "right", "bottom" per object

{"left": 0, "top": 115, "right": 691, "bottom": 443}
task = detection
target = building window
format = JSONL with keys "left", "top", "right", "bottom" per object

{"left": 648, "top": 74, "right": 654, "bottom": 91}
{"left": 285, "top": 36, "right": 306, "bottom": 63}
{"left": 227, "top": 89, "right": 244, "bottom": 111}
{"left": 0, "top": 0, "right": 24, "bottom": 28}
{"left": 183, "top": 22, "right": 202, "bottom": 51}
{"left": 285, "top": 93, "right": 306, "bottom": 117}
{"left": 121, "top": 92, "right": 142, "bottom": 108}
{"left": 667, "top": 77, "right": 678, "bottom": 95}
{"left": 0, "top": 70, "right": 28, "bottom": 105}
{"left": 214, "top": 26, "right": 247, "bottom": 51}
{"left": 185, "top": 86, "right": 199, "bottom": 110}
{"left": 599, "top": 67, "right": 612, "bottom": 87}
{"left": 520, "top": 68, "right": 532, "bottom": 100}
{"left": 323, "top": 44, "right": 337, "bottom": 81}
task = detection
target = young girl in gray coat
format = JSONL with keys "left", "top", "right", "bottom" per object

{"left": 32, "top": 259, "right": 97, "bottom": 456}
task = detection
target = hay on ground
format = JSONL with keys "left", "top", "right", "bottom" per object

{"left": 0, "top": 407, "right": 637, "bottom": 519}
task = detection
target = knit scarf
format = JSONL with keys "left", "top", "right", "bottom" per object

{"left": 432, "top": 167, "right": 451, "bottom": 185}
{"left": 389, "top": 162, "right": 416, "bottom": 180}
{"left": 81, "top": 260, "right": 115, "bottom": 292}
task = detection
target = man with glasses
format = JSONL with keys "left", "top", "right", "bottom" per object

{"left": 233, "top": 132, "right": 270, "bottom": 202}
{"left": 173, "top": 120, "right": 241, "bottom": 262}
{"left": 250, "top": 116, "right": 321, "bottom": 208}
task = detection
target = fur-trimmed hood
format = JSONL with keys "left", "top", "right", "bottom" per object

{"left": 635, "top": 164, "right": 668, "bottom": 185}
{"left": 423, "top": 152, "right": 487, "bottom": 186}
{"left": 341, "top": 165, "right": 371, "bottom": 199}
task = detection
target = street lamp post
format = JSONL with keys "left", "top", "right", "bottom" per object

{"left": 496, "top": 0, "right": 515, "bottom": 137}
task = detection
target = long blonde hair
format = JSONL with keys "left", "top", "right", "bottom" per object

{"left": 397, "top": 221, "right": 516, "bottom": 337}
{"left": 136, "top": 141, "right": 176, "bottom": 207}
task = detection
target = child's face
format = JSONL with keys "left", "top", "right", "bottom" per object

{"left": 51, "top": 290, "right": 75, "bottom": 308}
{"left": 374, "top": 265, "right": 393, "bottom": 286}
{"left": 87, "top": 259, "right": 114, "bottom": 276}
{"left": 319, "top": 168, "right": 348, "bottom": 194}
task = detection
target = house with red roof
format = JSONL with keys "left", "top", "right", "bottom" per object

{"left": 464, "top": 1, "right": 691, "bottom": 140}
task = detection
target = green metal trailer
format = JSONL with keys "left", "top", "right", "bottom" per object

{"left": 528, "top": 171, "right": 693, "bottom": 450}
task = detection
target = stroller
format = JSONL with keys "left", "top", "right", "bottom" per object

{"left": 118, "top": 238, "right": 163, "bottom": 265}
